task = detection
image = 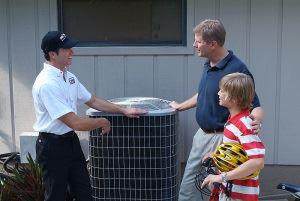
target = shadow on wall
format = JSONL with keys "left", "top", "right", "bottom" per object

{"left": 0, "top": 129, "right": 12, "bottom": 153}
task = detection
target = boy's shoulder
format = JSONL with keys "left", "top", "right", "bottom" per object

{"left": 225, "top": 113, "right": 253, "bottom": 137}
{"left": 228, "top": 111, "right": 252, "bottom": 129}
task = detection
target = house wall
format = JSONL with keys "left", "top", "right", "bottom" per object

{"left": 1, "top": 0, "right": 300, "bottom": 165}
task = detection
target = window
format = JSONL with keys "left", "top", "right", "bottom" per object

{"left": 58, "top": 0, "right": 186, "bottom": 46}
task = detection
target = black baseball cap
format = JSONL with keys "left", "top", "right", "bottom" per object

{"left": 41, "top": 31, "right": 78, "bottom": 54}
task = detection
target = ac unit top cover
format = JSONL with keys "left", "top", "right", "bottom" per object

{"left": 86, "top": 97, "right": 176, "bottom": 116}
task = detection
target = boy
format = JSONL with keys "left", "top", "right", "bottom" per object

{"left": 201, "top": 73, "right": 265, "bottom": 201}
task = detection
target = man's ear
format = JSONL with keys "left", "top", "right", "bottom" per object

{"left": 210, "top": 40, "right": 218, "bottom": 48}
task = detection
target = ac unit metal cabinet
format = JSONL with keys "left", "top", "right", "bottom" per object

{"left": 87, "top": 97, "right": 178, "bottom": 201}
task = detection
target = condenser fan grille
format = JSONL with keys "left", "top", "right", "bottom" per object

{"left": 88, "top": 97, "right": 178, "bottom": 201}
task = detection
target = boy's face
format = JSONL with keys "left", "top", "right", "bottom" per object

{"left": 217, "top": 88, "right": 233, "bottom": 108}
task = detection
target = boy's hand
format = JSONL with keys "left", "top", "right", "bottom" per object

{"left": 201, "top": 174, "right": 222, "bottom": 190}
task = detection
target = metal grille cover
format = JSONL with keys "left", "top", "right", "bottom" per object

{"left": 87, "top": 97, "right": 178, "bottom": 201}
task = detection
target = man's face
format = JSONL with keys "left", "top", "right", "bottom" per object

{"left": 51, "top": 48, "right": 74, "bottom": 68}
{"left": 193, "top": 34, "right": 212, "bottom": 58}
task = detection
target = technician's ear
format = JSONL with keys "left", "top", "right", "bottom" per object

{"left": 48, "top": 51, "right": 58, "bottom": 60}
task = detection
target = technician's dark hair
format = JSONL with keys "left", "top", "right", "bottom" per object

{"left": 43, "top": 49, "right": 59, "bottom": 61}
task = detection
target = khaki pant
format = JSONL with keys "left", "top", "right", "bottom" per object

{"left": 178, "top": 128, "right": 223, "bottom": 201}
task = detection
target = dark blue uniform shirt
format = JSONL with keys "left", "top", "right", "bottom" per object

{"left": 196, "top": 50, "right": 260, "bottom": 130}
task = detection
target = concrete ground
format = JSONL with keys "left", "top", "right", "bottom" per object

{"left": 259, "top": 165, "right": 300, "bottom": 200}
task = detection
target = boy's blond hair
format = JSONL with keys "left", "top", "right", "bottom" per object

{"left": 219, "top": 73, "right": 254, "bottom": 110}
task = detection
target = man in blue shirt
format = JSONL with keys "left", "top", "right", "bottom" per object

{"left": 170, "top": 19, "right": 264, "bottom": 201}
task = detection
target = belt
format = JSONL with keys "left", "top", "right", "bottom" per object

{"left": 39, "top": 131, "right": 75, "bottom": 139}
{"left": 201, "top": 128, "right": 224, "bottom": 134}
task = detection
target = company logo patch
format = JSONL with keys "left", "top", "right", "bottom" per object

{"left": 60, "top": 34, "right": 66, "bottom": 41}
{"left": 69, "top": 77, "right": 75, "bottom": 84}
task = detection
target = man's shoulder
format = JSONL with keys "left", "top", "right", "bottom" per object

{"left": 33, "top": 72, "right": 60, "bottom": 90}
{"left": 228, "top": 55, "right": 247, "bottom": 69}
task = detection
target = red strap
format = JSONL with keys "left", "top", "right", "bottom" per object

{"left": 209, "top": 186, "right": 220, "bottom": 201}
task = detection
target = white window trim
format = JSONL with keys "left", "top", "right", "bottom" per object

{"left": 51, "top": 0, "right": 194, "bottom": 55}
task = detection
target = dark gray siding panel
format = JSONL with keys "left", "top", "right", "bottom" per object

{"left": 0, "top": 0, "right": 14, "bottom": 153}
{"left": 71, "top": 56, "right": 95, "bottom": 116}
{"left": 250, "top": 0, "right": 280, "bottom": 164}
{"left": 96, "top": 56, "right": 125, "bottom": 99}
{"left": 278, "top": 0, "right": 300, "bottom": 165}
{"left": 9, "top": 0, "right": 37, "bottom": 148}
{"left": 126, "top": 56, "right": 154, "bottom": 97}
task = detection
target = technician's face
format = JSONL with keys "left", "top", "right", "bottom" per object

{"left": 50, "top": 48, "right": 74, "bottom": 68}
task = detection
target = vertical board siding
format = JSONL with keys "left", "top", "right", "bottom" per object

{"left": 36, "top": 0, "right": 51, "bottom": 73}
{"left": 155, "top": 55, "right": 186, "bottom": 162}
{"left": 126, "top": 56, "right": 154, "bottom": 97}
{"left": 71, "top": 56, "right": 95, "bottom": 116}
{"left": 184, "top": 55, "right": 203, "bottom": 159}
{"left": 10, "top": 0, "right": 37, "bottom": 149}
{"left": 96, "top": 56, "right": 125, "bottom": 99}
{"left": 155, "top": 56, "right": 185, "bottom": 100}
{"left": 278, "top": 0, "right": 300, "bottom": 164}
{"left": 194, "top": 0, "right": 217, "bottom": 22}
{"left": 220, "top": 0, "right": 248, "bottom": 62}
{"left": 0, "top": 0, "right": 13, "bottom": 153}
{"left": 250, "top": 0, "right": 280, "bottom": 164}
{"left": 1, "top": 0, "right": 300, "bottom": 165}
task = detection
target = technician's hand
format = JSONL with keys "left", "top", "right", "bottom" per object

{"left": 123, "top": 108, "right": 147, "bottom": 118}
{"left": 201, "top": 174, "right": 222, "bottom": 190}
{"left": 249, "top": 114, "right": 262, "bottom": 134}
{"left": 99, "top": 118, "right": 111, "bottom": 135}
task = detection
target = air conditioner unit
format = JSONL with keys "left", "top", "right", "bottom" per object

{"left": 87, "top": 97, "right": 178, "bottom": 201}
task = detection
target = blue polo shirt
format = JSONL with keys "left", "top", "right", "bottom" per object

{"left": 196, "top": 50, "right": 260, "bottom": 130}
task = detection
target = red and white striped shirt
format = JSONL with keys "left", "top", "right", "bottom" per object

{"left": 222, "top": 110, "right": 265, "bottom": 201}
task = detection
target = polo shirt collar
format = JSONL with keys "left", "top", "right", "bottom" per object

{"left": 227, "top": 109, "right": 250, "bottom": 124}
{"left": 43, "top": 62, "right": 67, "bottom": 78}
{"left": 204, "top": 50, "right": 233, "bottom": 69}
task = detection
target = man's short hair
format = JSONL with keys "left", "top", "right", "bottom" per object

{"left": 193, "top": 19, "right": 226, "bottom": 46}
{"left": 219, "top": 73, "right": 255, "bottom": 110}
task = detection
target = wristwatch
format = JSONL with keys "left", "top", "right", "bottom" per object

{"left": 221, "top": 172, "right": 227, "bottom": 183}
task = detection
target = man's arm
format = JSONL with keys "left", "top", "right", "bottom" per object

{"left": 169, "top": 93, "right": 198, "bottom": 111}
{"left": 86, "top": 96, "right": 146, "bottom": 118}
{"left": 59, "top": 112, "right": 111, "bottom": 134}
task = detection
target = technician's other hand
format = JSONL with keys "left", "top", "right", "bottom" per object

{"left": 169, "top": 101, "right": 181, "bottom": 110}
{"left": 123, "top": 108, "right": 147, "bottom": 118}
{"left": 99, "top": 118, "right": 111, "bottom": 135}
